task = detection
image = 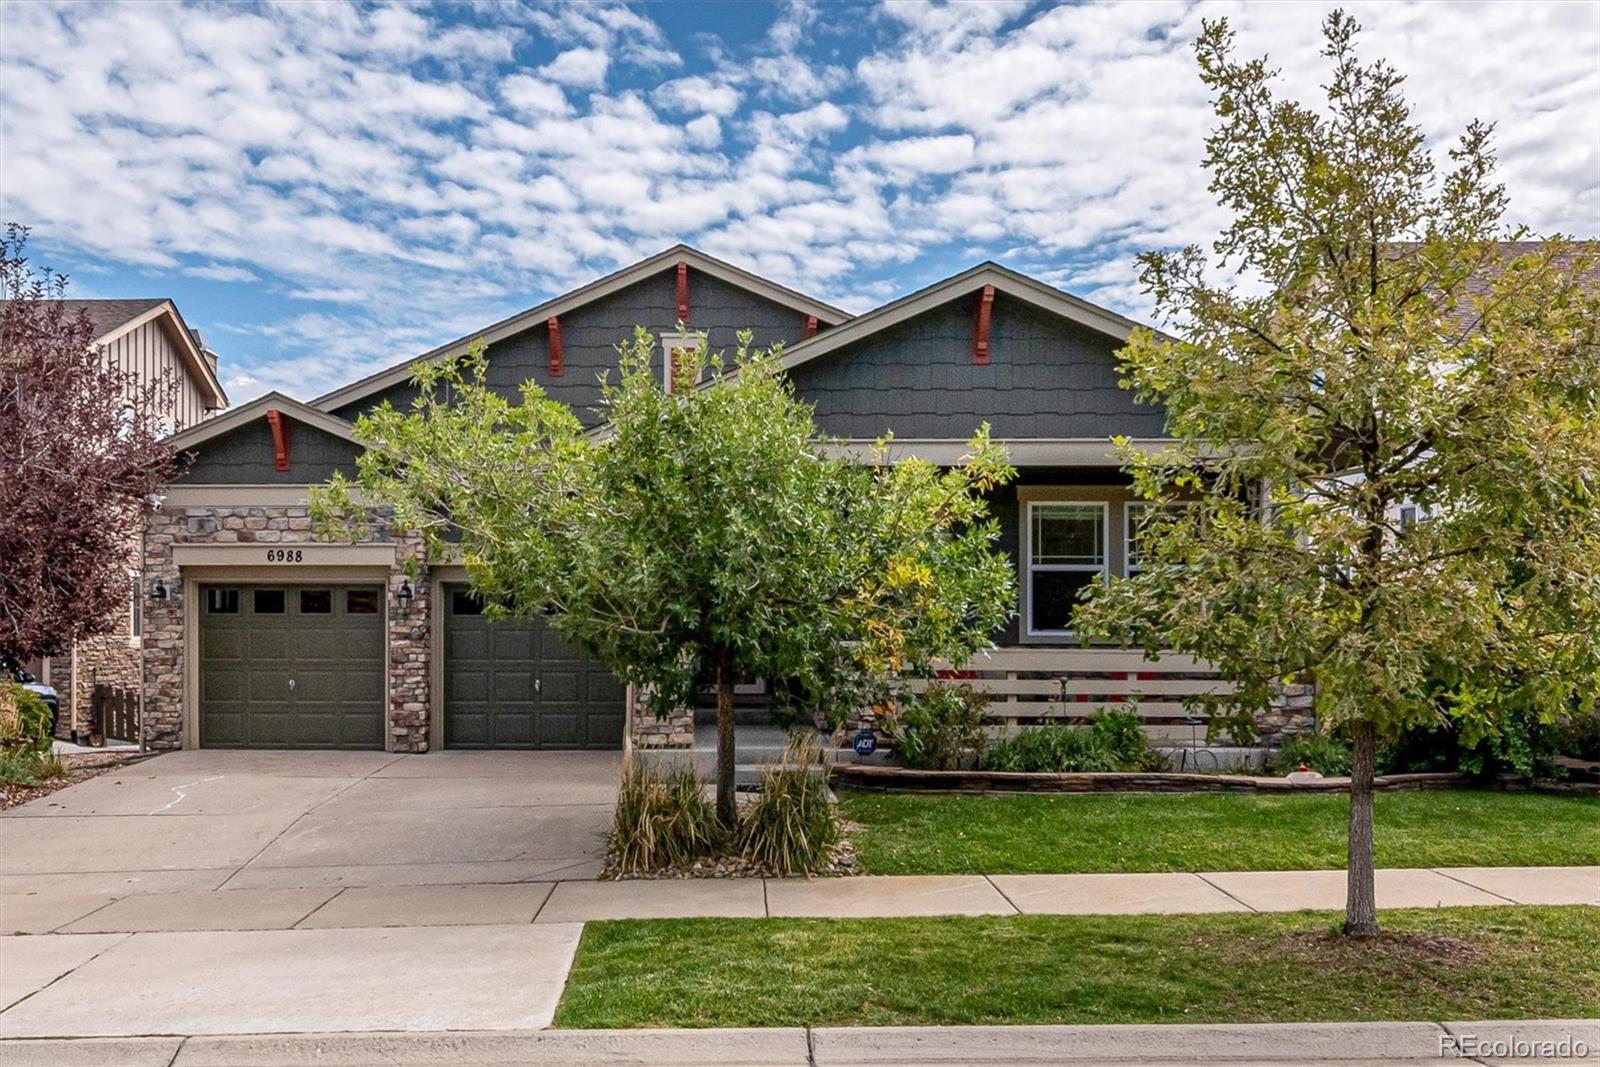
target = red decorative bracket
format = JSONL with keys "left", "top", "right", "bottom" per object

{"left": 265, "top": 409, "right": 291, "bottom": 471}
{"left": 804, "top": 314, "right": 818, "bottom": 339}
{"left": 972, "top": 284, "right": 995, "bottom": 365}
{"left": 675, "top": 261, "right": 690, "bottom": 324}
{"left": 547, "top": 316, "right": 564, "bottom": 376}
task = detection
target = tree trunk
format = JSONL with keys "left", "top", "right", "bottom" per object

{"left": 714, "top": 650, "right": 737, "bottom": 829}
{"left": 1344, "top": 718, "right": 1379, "bottom": 937}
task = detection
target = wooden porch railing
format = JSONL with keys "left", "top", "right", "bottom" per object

{"left": 903, "top": 647, "right": 1234, "bottom": 742}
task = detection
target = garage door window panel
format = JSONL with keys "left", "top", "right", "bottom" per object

{"left": 346, "top": 590, "right": 379, "bottom": 614}
{"left": 253, "top": 589, "right": 285, "bottom": 614}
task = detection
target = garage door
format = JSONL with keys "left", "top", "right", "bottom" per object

{"left": 199, "top": 585, "right": 385, "bottom": 749}
{"left": 443, "top": 586, "right": 625, "bottom": 748}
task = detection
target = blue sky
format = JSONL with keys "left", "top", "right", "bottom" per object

{"left": 2, "top": 1, "right": 1597, "bottom": 403}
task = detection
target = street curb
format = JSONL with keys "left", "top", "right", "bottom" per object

{"left": 1, "top": 1020, "right": 1595, "bottom": 1067}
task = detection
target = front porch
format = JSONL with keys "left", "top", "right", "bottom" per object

{"left": 904, "top": 646, "right": 1313, "bottom": 747}
{"left": 627, "top": 647, "right": 1310, "bottom": 770}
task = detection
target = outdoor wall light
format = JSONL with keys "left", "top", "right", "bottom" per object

{"left": 397, "top": 580, "right": 414, "bottom": 607}
{"left": 149, "top": 578, "right": 168, "bottom": 601}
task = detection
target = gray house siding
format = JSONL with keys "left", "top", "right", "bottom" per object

{"left": 334, "top": 267, "right": 825, "bottom": 427}
{"left": 788, "top": 291, "right": 1167, "bottom": 441}
{"left": 179, "top": 417, "right": 362, "bottom": 485}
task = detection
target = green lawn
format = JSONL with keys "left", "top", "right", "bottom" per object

{"left": 555, "top": 906, "right": 1599, "bottom": 1029}
{"left": 839, "top": 789, "right": 1600, "bottom": 874}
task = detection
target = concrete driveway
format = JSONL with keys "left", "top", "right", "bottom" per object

{"left": 0, "top": 749, "right": 619, "bottom": 897}
{"left": 0, "top": 749, "right": 617, "bottom": 1038}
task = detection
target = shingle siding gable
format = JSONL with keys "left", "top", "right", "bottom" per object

{"left": 179, "top": 416, "right": 362, "bottom": 485}
{"left": 788, "top": 291, "right": 1168, "bottom": 440}
{"left": 334, "top": 266, "right": 821, "bottom": 427}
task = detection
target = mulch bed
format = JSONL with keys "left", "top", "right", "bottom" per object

{"left": 0, "top": 750, "right": 151, "bottom": 811}
{"left": 831, "top": 764, "right": 1480, "bottom": 795}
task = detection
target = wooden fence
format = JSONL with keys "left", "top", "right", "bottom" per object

{"left": 91, "top": 685, "right": 138, "bottom": 745}
{"left": 903, "top": 647, "right": 1234, "bottom": 742}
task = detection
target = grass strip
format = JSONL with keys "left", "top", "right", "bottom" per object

{"left": 838, "top": 789, "right": 1600, "bottom": 874}
{"left": 555, "top": 906, "right": 1599, "bottom": 1029}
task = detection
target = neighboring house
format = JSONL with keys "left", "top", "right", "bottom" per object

{"left": 135, "top": 244, "right": 1308, "bottom": 754}
{"left": 43, "top": 299, "right": 229, "bottom": 740}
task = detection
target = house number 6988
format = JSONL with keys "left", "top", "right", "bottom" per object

{"left": 266, "top": 549, "right": 304, "bottom": 562}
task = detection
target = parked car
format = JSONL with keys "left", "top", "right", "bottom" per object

{"left": 3, "top": 659, "right": 60, "bottom": 739}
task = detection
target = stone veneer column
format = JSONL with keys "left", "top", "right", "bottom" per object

{"left": 627, "top": 684, "right": 695, "bottom": 748}
{"left": 387, "top": 554, "right": 431, "bottom": 753}
{"left": 140, "top": 508, "right": 186, "bottom": 749}
{"left": 1257, "top": 681, "right": 1316, "bottom": 740}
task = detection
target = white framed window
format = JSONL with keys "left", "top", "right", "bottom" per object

{"left": 661, "top": 331, "right": 700, "bottom": 394}
{"left": 1025, "top": 501, "right": 1108, "bottom": 635}
{"left": 1124, "top": 501, "right": 1191, "bottom": 576}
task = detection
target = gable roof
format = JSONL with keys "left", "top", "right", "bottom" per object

{"left": 713, "top": 261, "right": 1158, "bottom": 384}
{"left": 65, "top": 298, "right": 167, "bottom": 339}
{"left": 310, "top": 244, "right": 853, "bottom": 415}
{"left": 66, "top": 298, "right": 229, "bottom": 410}
{"left": 166, "top": 390, "right": 359, "bottom": 451}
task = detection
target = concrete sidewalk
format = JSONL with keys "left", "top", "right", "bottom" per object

{"left": 2, "top": 1019, "right": 1595, "bottom": 1066}
{"left": 5, "top": 867, "right": 1595, "bottom": 935}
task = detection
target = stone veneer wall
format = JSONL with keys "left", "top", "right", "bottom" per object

{"left": 66, "top": 634, "right": 140, "bottom": 739}
{"left": 141, "top": 504, "right": 432, "bottom": 751}
{"left": 1254, "top": 682, "right": 1316, "bottom": 740}
{"left": 627, "top": 685, "right": 695, "bottom": 749}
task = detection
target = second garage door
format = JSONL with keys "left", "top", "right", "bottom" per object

{"left": 442, "top": 586, "right": 625, "bottom": 749}
{"left": 199, "top": 585, "right": 386, "bottom": 749}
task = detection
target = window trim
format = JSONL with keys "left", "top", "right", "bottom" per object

{"left": 1023, "top": 499, "right": 1110, "bottom": 637}
{"left": 660, "top": 331, "right": 700, "bottom": 394}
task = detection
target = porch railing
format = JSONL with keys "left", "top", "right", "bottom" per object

{"left": 903, "top": 647, "right": 1234, "bottom": 742}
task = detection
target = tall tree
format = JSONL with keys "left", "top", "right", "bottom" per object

{"left": 0, "top": 224, "right": 183, "bottom": 664}
{"left": 315, "top": 329, "right": 1014, "bottom": 826}
{"left": 1075, "top": 14, "right": 1600, "bottom": 936}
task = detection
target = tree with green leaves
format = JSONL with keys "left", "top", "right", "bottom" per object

{"left": 314, "top": 329, "right": 1014, "bottom": 827}
{"left": 1074, "top": 12, "right": 1600, "bottom": 936}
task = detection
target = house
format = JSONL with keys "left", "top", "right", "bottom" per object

{"left": 135, "top": 245, "right": 1308, "bottom": 753}
{"left": 39, "top": 299, "right": 229, "bottom": 740}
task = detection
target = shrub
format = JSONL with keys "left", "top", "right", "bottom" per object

{"left": 0, "top": 747, "right": 63, "bottom": 786}
{"left": 0, "top": 683, "right": 52, "bottom": 755}
{"left": 885, "top": 682, "right": 987, "bottom": 770}
{"left": 1557, "top": 711, "right": 1600, "bottom": 761}
{"left": 982, "top": 722, "right": 1120, "bottom": 773}
{"left": 1270, "top": 733, "right": 1353, "bottom": 776}
{"left": 1380, "top": 706, "right": 1587, "bottom": 780}
{"left": 739, "top": 732, "right": 839, "bottom": 876}
{"left": 1090, "top": 708, "right": 1168, "bottom": 771}
{"left": 608, "top": 756, "right": 723, "bottom": 874}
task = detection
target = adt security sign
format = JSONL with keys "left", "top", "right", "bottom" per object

{"left": 852, "top": 728, "right": 878, "bottom": 758}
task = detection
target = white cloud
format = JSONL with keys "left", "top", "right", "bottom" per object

{"left": 500, "top": 74, "right": 571, "bottom": 116}
{"left": 183, "top": 263, "right": 259, "bottom": 283}
{"left": 1, "top": 0, "right": 1594, "bottom": 403}
{"left": 654, "top": 75, "right": 741, "bottom": 116}
{"left": 287, "top": 286, "right": 368, "bottom": 304}
{"left": 540, "top": 47, "right": 609, "bottom": 89}
{"left": 685, "top": 114, "right": 722, "bottom": 148}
